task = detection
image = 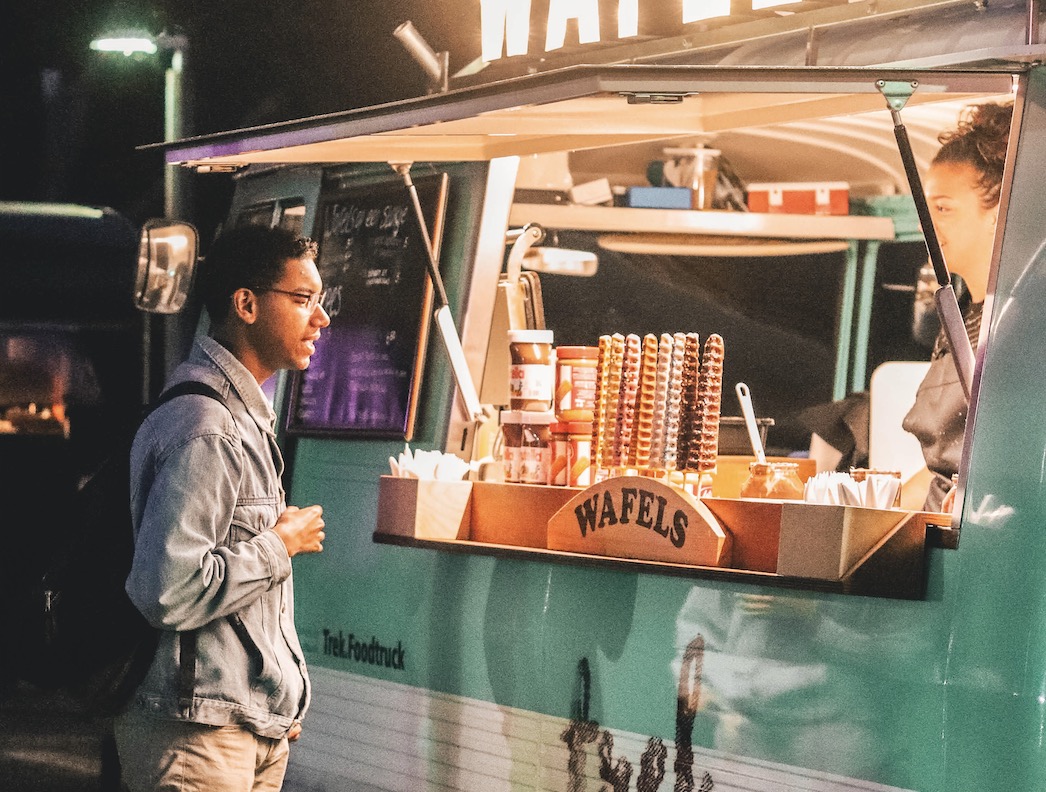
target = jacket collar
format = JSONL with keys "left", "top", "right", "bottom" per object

{"left": 188, "top": 335, "right": 278, "bottom": 435}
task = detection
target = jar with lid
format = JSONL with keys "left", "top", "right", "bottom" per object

{"left": 565, "top": 421, "right": 593, "bottom": 487}
{"left": 508, "top": 329, "right": 554, "bottom": 411}
{"left": 499, "top": 410, "right": 524, "bottom": 483}
{"left": 550, "top": 420, "right": 593, "bottom": 487}
{"left": 739, "top": 461, "right": 804, "bottom": 500}
{"left": 766, "top": 462, "right": 804, "bottom": 500}
{"left": 554, "top": 346, "right": 598, "bottom": 422}
{"left": 550, "top": 423, "right": 569, "bottom": 486}
{"left": 850, "top": 468, "right": 903, "bottom": 508}
{"left": 519, "top": 411, "right": 555, "bottom": 485}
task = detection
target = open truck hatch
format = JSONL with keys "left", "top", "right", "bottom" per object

{"left": 157, "top": 62, "right": 1022, "bottom": 422}
{"left": 158, "top": 65, "right": 1016, "bottom": 185}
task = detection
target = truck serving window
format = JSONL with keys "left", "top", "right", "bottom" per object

{"left": 160, "top": 65, "right": 1028, "bottom": 592}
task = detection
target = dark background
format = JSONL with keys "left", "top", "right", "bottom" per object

{"left": 1, "top": 0, "right": 484, "bottom": 239}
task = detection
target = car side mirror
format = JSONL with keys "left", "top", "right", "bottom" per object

{"left": 134, "top": 219, "right": 199, "bottom": 314}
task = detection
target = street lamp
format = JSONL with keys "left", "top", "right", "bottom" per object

{"left": 89, "top": 29, "right": 189, "bottom": 220}
{"left": 90, "top": 28, "right": 192, "bottom": 400}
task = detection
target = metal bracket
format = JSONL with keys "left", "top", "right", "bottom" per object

{"left": 623, "top": 92, "right": 688, "bottom": 105}
{"left": 876, "top": 79, "right": 919, "bottom": 118}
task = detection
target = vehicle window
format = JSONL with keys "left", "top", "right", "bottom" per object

{"left": 235, "top": 200, "right": 306, "bottom": 236}
{"left": 0, "top": 330, "right": 101, "bottom": 436}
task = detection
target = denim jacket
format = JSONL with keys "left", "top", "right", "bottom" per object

{"left": 126, "top": 336, "right": 310, "bottom": 738}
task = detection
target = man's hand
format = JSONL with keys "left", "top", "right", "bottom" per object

{"left": 272, "top": 505, "right": 325, "bottom": 557}
{"left": 288, "top": 720, "right": 303, "bottom": 742}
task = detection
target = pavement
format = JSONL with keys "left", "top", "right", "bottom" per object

{"left": 0, "top": 680, "right": 119, "bottom": 792}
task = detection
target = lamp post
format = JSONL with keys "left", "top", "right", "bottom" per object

{"left": 90, "top": 29, "right": 191, "bottom": 400}
{"left": 89, "top": 29, "right": 189, "bottom": 219}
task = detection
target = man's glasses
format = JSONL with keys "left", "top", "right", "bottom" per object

{"left": 252, "top": 287, "right": 327, "bottom": 311}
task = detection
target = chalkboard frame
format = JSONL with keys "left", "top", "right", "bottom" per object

{"left": 283, "top": 171, "right": 449, "bottom": 439}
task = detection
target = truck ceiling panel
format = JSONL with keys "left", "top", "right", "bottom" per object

{"left": 158, "top": 65, "right": 1016, "bottom": 170}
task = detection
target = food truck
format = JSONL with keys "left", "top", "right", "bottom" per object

{"left": 142, "top": 1, "right": 1046, "bottom": 789}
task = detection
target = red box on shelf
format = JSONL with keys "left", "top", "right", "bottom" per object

{"left": 747, "top": 182, "right": 850, "bottom": 215}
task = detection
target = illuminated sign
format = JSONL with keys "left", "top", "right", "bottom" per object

{"left": 480, "top": 0, "right": 803, "bottom": 62}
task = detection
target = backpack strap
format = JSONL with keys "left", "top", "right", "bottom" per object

{"left": 153, "top": 380, "right": 229, "bottom": 716}
{"left": 157, "top": 380, "right": 226, "bottom": 409}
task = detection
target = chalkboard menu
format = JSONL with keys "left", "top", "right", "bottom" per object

{"left": 285, "top": 172, "right": 448, "bottom": 438}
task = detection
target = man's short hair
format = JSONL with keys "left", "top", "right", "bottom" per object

{"left": 198, "top": 225, "right": 318, "bottom": 322}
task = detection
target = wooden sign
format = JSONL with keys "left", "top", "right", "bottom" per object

{"left": 548, "top": 477, "right": 731, "bottom": 566}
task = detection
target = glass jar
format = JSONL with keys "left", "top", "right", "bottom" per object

{"left": 740, "top": 461, "right": 804, "bottom": 500}
{"left": 519, "top": 410, "right": 555, "bottom": 485}
{"left": 739, "top": 462, "right": 772, "bottom": 499}
{"left": 554, "top": 346, "right": 599, "bottom": 422}
{"left": 550, "top": 422, "right": 569, "bottom": 486}
{"left": 508, "top": 329, "right": 554, "bottom": 411}
{"left": 499, "top": 410, "right": 524, "bottom": 483}
{"left": 850, "top": 468, "right": 903, "bottom": 508}
{"left": 567, "top": 421, "right": 593, "bottom": 487}
{"left": 550, "top": 421, "right": 593, "bottom": 487}
{"left": 766, "top": 462, "right": 804, "bottom": 500}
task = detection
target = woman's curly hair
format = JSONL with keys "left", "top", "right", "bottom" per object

{"left": 933, "top": 102, "right": 1013, "bottom": 209}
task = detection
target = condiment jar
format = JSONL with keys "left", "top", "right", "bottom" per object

{"left": 550, "top": 423, "right": 570, "bottom": 486}
{"left": 499, "top": 410, "right": 524, "bottom": 483}
{"left": 508, "top": 329, "right": 554, "bottom": 411}
{"left": 739, "top": 462, "right": 772, "bottom": 499}
{"left": 554, "top": 346, "right": 599, "bottom": 422}
{"left": 766, "top": 462, "right": 804, "bottom": 500}
{"left": 739, "top": 461, "right": 804, "bottom": 500}
{"left": 550, "top": 420, "right": 593, "bottom": 487}
{"left": 850, "top": 468, "right": 903, "bottom": 508}
{"left": 519, "top": 411, "right": 555, "bottom": 485}
{"left": 565, "top": 420, "right": 593, "bottom": 487}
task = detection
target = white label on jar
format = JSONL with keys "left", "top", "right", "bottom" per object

{"left": 551, "top": 438, "right": 568, "bottom": 486}
{"left": 569, "top": 438, "right": 592, "bottom": 487}
{"left": 503, "top": 446, "right": 521, "bottom": 483}
{"left": 510, "top": 363, "right": 554, "bottom": 404}
{"left": 520, "top": 446, "right": 551, "bottom": 484}
{"left": 556, "top": 364, "right": 597, "bottom": 412}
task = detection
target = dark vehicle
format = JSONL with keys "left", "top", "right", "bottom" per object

{"left": 0, "top": 202, "right": 196, "bottom": 691}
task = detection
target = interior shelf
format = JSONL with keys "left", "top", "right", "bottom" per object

{"left": 508, "top": 203, "right": 896, "bottom": 241}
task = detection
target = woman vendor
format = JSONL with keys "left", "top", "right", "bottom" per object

{"left": 903, "top": 102, "right": 1012, "bottom": 511}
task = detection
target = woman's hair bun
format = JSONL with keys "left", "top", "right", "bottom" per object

{"left": 935, "top": 101, "right": 1013, "bottom": 206}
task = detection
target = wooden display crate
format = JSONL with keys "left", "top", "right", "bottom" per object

{"left": 702, "top": 497, "right": 920, "bottom": 580}
{"left": 374, "top": 477, "right": 943, "bottom": 591}
{"left": 375, "top": 476, "right": 473, "bottom": 541}
{"left": 375, "top": 476, "right": 577, "bottom": 547}
{"left": 469, "top": 481, "right": 579, "bottom": 548}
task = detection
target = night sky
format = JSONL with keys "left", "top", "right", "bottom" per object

{"left": 2, "top": 0, "right": 480, "bottom": 236}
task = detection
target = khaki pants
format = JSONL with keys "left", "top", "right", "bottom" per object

{"left": 114, "top": 707, "right": 289, "bottom": 792}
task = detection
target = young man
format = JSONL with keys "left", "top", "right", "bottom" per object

{"left": 115, "top": 225, "right": 331, "bottom": 791}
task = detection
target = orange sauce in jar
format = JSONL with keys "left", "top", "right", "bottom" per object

{"left": 554, "top": 346, "right": 598, "bottom": 422}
